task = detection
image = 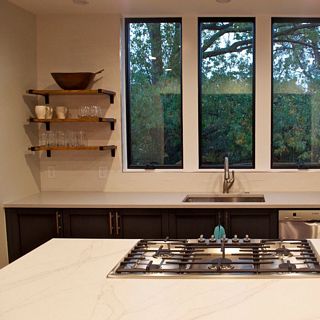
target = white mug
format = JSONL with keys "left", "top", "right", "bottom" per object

{"left": 56, "top": 106, "right": 68, "bottom": 119}
{"left": 35, "top": 105, "right": 48, "bottom": 119}
{"left": 46, "top": 106, "right": 53, "bottom": 119}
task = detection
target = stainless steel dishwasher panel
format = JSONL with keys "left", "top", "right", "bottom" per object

{"left": 279, "top": 210, "right": 320, "bottom": 239}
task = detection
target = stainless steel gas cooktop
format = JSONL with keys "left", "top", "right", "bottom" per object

{"left": 108, "top": 237, "right": 320, "bottom": 278}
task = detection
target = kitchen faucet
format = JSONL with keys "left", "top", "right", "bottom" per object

{"left": 223, "top": 156, "right": 234, "bottom": 193}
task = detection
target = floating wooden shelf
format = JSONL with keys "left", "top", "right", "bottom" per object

{"left": 29, "top": 117, "right": 116, "bottom": 130}
{"left": 27, "top": 89, "right": 116, "bottom": 104}
{"left": 29, "top": 145, "right": 117, "bottom": 158}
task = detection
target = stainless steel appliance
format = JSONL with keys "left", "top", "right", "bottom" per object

{"left": 279, "top": 210, "right": 320, "bottom": 239}
{"left": 108, "top": 237, "right": 320, "bottom": 278}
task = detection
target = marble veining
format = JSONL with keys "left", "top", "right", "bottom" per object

{"left": 1, "top": 239, "right": 320, "bottom": 319}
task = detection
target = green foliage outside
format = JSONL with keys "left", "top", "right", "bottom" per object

{"left": 200, "top": 20, "right": 254, "bottom": 167}
{"left": 272, "top": 20, "right": 320, "bottom": 167}
{"left": 130, "top": 89, "right": 181, "bottom": 166}
{"left": 128, "top": 21, "right": 182, "bottom": 167}
{"left": 201, "top": 94, "right": 252, "bottom": 167}
{"left": 273, "top": 93, "right": 320, "bottom": 167}
{"left": 127, "top": 19, "right": 320, "bottom": 168}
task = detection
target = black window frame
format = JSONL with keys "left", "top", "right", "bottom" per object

{"left": 125, "top": 17, "right": 183, "bottom": 169}
{"left": 271, "top": 17, "right": 320, "bottom": 169}
{"left": 198, "top": 17, "right": 256, "bottom": 169}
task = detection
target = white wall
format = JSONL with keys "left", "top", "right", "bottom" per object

{"left": 0, "top": 1, "right": 39, "bottom": 267}
{"left": 36, "top": 14, "right": 320, "bottom": 193}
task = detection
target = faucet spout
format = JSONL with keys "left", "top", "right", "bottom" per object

{"left": 223, "top": 156, "right": 235, "bottom": 193}
{"left": 224, "top": 156, "right": 230, "bottom": 180}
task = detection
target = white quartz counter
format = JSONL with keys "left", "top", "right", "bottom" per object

{"left": 1, "top": 238, "right": 320, "bottom": 320}
{"left": 3, "top": 191, "right": 320, "bottom": 208}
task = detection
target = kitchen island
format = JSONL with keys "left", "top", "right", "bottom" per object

{"left": 1, "top": 238, "right": 320, "bottom": 320}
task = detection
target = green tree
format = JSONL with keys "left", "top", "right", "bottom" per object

{"left": 127, "top": 19, "right": 320, "bottom": 168}
{"left": 128, "top": 21, "right": 182, "bottom": 167}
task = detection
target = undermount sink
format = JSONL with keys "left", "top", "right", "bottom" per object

{"left": 183, "top": 194, "right": 265, "bottom": 203}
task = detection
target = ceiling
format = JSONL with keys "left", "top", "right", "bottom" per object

{"left": 8, "top": 0, "right": 320, "bottom": 15}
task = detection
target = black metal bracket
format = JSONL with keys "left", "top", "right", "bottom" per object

{"left": 99, "top": 146, "right": 116, "bottom": 157}
{"left": 99, "top": 118, "right": 115, "bottom": 130}
{"left": 98, "top": 89, "right": 115, "bottom": 103}
{"left": 46, "top": 122, "right": 50, "bottom": 131}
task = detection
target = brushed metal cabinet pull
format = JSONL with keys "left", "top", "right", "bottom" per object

{"left": 55, "top": 211, "right": 61, "bottom": 236}
{"left": 115, "top": 212, "right": 120, "bottom": 236}
{"left": 109, "top": 212, "right": 114, "bottom": 236}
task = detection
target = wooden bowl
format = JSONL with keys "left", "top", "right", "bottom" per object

{"left": 51, "top": 69, "right": 104, "bottom": 90}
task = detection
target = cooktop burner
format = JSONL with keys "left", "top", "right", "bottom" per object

{"left": 107, "top": 238, "right": 320, "bottom": 278}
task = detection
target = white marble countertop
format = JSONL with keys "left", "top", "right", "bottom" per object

{"left": 1, "top": 238, "right": 320, "bottom": 320}
{"left": 4, "top": 191, "right": 320, "bottom": 208}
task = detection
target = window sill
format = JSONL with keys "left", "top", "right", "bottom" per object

{"left": 122, "top": 168, "right": 320, "bottom": 173}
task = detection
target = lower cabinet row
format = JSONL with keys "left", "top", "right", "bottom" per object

{"left": 5, "top": 208, "right": 278, "bottom": 262}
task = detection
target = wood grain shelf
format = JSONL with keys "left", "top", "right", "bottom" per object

{"left": 29, "top": 145, "right": 117, "bottom": 158}
{"left": 29, "top": 117, "right": 116, "bottom": 130}
{"left": 27, "top": 89, "right": 116, "bottom": 104}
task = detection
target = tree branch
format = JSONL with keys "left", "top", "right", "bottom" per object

{"left": 275, "top": 39, "right": 317, "bottom": 50}
{"left": 274, "top": 23, "right": 320, "bottom": 39}
{"left": 201, "top": 23, "right": 231, "bottom": 31}
{"left": 202, "top": 27, "right": 252, "bottom": 52}
{"left": 203, "top": 39, "right": 252, "bottom": 58}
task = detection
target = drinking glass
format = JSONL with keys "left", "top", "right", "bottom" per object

{"left": 56, "top": 131, "right": 65, "bottom": 147}
{"left": 78, "top": 131, "right": 88, "bottom": 146}
{"left": 90, "top": 105, "right": 97, "bottom": 117}
{"left": 89, "top": 105, "right": 102, "bottom": 118}
{"left": 79, "top": 106, "right": 90, "bottom": 118}
{"left": 40, "top": 131, "right": 48, "bottom": 146}
{"left": 66, "top": 131, "right": 74, "bottom": 147}
{"left": 47, "top": 132, "right": 56, "bottom": 146}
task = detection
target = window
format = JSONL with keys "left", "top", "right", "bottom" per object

{"left": 125, "top": 18, "right": 182, "bottom": 169}
{"left": 198, "top": 18, "right": 255, "bottom": 169}
{"left": 272, "top": 18, "right": 320, "bottom": 169}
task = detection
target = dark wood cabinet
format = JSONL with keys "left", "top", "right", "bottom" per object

{"left": 5, "top": 207, "right": 279, "bottom": 262}
{"left": 225, "top": 209, "right": 278, "bottom": 239}
{"left": 169, "top": 209, "right": 278, "bottom": 239}
{"left": 5, "top": 208, "right": 62, "bottom": 262}
{"left": 63, "top": 208, "right": 169, "bottom": 239}
{"left": 62, "top": 208, "right": 113, "bottom": 238}
{"left": 117, "top": 209, "right": 169, "bottom": 239}
{"left": 169, "top": 209, "right": 220, "bottom": 238}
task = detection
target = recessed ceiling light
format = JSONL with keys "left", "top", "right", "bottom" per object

{"left": 216, "top": 0, "right": 231, "bottom": 3}
{"left": 73, "top": 0, "right": 89, "bottom": 5}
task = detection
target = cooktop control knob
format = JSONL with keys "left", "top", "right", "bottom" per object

{"left": 243, "top": 234, "right": 251, "bottom": 242}
{"left": 209, "top": 234, "right": 216, "bottom": 242}
{"left": 198, "top": 234, "right": 205, "bottom": 243}
{"left": 232, "top": 234, "right": 239, "bottom": 243}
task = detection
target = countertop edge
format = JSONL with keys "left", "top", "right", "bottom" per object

{"left": 3, "top": 191, "right": 320, "bottom": 209}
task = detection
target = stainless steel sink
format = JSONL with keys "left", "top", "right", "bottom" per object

{"left": 183, "top": 194, "right": 265, "bottom": 203}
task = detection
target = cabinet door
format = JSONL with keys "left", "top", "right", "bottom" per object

{"left": 169, "top": 209, "right": 220, "bottom": 238}
{"left": 63, "top": 209, "right": 113, "bottom": 238}
{"left": 226, "top": 209, "right": 278, "bottom": 239}
{"left": 116, "top": 209, "right": 169, "bottom": 239}
{"left": 5, "top": 208, "right": 62, "bottom": 262}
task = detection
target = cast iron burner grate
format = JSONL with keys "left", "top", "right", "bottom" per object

{"left": 108, "top": 238, "right": 320, "bottom": 278}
